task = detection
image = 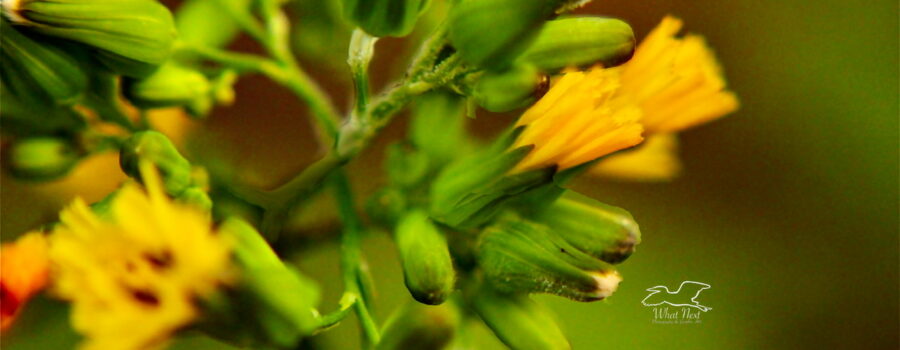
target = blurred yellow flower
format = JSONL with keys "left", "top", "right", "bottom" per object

{"left": 1, "top": 232, "right": 50, "bottom": 331}
{"left": 511, "top": 68, "right": 644, "bottom": 172}
{"left": 592, "top": 16, "right": 739, "bottom": 180}
{"left": 49, "top": 162, "right": 232, "bottom": 350}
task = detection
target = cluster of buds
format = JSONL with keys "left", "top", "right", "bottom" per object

{"left": 0, "top": 0, "right": 739, "bottom": 348}
{"left": 0, "top": 0, "right": 235, "bottom": 178}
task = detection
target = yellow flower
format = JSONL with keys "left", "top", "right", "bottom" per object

{"left": 592, "top": 16, "right": 739, "bottom": 180}
{"left": 589, "top": 134, "right": 681, "bottom": 181}
{"left": 617, "top": 16, "right": 739, "bottom": 134}
{"left": 511, "top": 68, "right": 644, "bottom": 172}
{"left": 49, "top": 162, "right": 232, "bottom": 350}
{"left": 1, "top": 232, "right": 50, "bottom": 331}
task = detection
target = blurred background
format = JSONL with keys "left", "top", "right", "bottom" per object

{"left": 3, "top": 0, "right": 897, "bottom": 349}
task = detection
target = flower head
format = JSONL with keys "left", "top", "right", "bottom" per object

{"left": 511, "top": 68, "right": 644, "bottom": 172}
{"left": 1, "top": 232, "right": 50, "bottom": 331}
{"left": 49, "top": 162, "right": 232, "bottom": 350}
{"left": 616, "top": 16, "right": 739, "bottom": 134}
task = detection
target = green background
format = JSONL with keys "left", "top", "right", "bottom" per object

{"left": 2, "top": 0, "right": 897, "bottom": 349}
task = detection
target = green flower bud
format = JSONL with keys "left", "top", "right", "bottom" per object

{"left": 175, "top": 0, "right": 247, "bottom": 50}
{"left": 470, "top": 287, "right": 570, "bottom": 350}
{"left": 533, "top": 191, "right": 640, "bottom": 264}
{"left": 119, "top": 131, "right": 192, "bottom": 195}
{"left": 473, "top": 64, "right": 543, "bottom": 112}
{"left": 365, "top": 187, "right": 407, "bottom": 228}
{"left": 377, "top": 302, "right": 459, "bottom": 350}
{"left": 341, "top": 0, "right": 428, "bottom": 37}
{"left": 6, "top": 0, "right": 177, "bottom": 77}
{"left": 123, "top": 62, "right": 211, "bottom": 110}
{"left": 409, "top": 91, "right": 468, "bottom": 164}
{"left": 6, "top": 137, "right": 80, "bottom": 181}
{"left": 204, "top": 219, "right": 321, "bottom": 348}
{"left": 478, "top": 216, "right": 621, "bottom": 301}
{"left": 430, "top": 129, "right": 555, "bottom": 229}
{"left": 448, "top": 0, "right": 559, "bottom": 69}
{"left": 395, "top": 210, "right": 456, "bottom": 305}
{"left": 0, "top": 20, "right": 87, "bottom": 105}
{"left": 386, "top": 143, "right": 431, "bottom": 188}
{"left": 518, "top": 17, "right": 635, "bottom": 72}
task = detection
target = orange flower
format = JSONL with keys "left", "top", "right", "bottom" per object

{"left": 1, "top": 232, "right": 50, "bottom": 331}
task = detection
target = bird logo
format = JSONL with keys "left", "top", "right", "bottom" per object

{"left": 641, "top": 281, "right": 712, "bottom": 312}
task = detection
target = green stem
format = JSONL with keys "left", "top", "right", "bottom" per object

{"left": 332, "top": 171, "right": 381, "bottom": 348}
{"left": 247, "top": 28, "right": 460, "bottom": 237}
{"left": 177, "top": 43, "right": 276, "bottom": 73}
{"left": 259, "top": 0, "right": 341, "bottom": 145}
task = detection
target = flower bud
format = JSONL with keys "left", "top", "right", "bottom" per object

{"left": 119, "top": 131, "right": 192, "bottom": 195}
{"left": 123, "top": 62, "right": 212, "bottom": 115}
{"left": 6, "top": 0, "right": 177, "bottom": 77}
{"left": 409, "top": 92, "right": 467, "bottom": 164}
{"left": 429, "top": 129, "right": 553, "bottom": 229}
{"left": 341, "top": 0, "right": 428, "bottom": 37}
{"left": 386, "top": 143, "right": 431, "bottom": 188}
{"left": 0, "top": 20, "right": 87, "bottom": 105}
{"left": 6, "top": 137, "right": 80, "bottom": 181}
{"left": 366, "top": 187, "right": 407, "bottom": 228}
{"left": 478, "top": 217, "right": 621, "bottom": 301}
{"left": 518, "top": 17, "right": 635, "bottom": 72}
{"left": 395, "top": 210, "right": 456, "bottom": 305}
{"left": 203, "top": 219, "right": 320, "bottom": 348}
{"left": 376, "top": 302, "right": 459, "bottom": 350}
{"left": 473, "top": 64, "right": 542, "bottom": 112}
{"left": 448, "top": 0, "right": 559, "bottom": 69}
{"left": 531, "top": 191, "right": 640, "bottom": 264}
{"left": 470, "top": 286, "right": 570, "bottom": 350}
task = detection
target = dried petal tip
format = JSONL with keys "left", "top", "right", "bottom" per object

{"left": 590, "top": 270, "right": 622, "bottom": 299}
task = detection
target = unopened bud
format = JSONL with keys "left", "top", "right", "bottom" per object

{"left": 533, "top": 191, "right": 640, "bottom": 263}
{"left": 473, "top": 64, "right": 542, "bottom": 112}
{"left": 478, "top": 217, "right": 621, "bottom": 301}
{"left": 470, "top": 286, "right": 570, "bottom": 350}
{"left": 5, "top": 0, "right": 177, "bottom": 77}
{"left": 119, "top": 131, "right": 192, "bottom": 195}
{"left": 0, "top": 20, "right": 87, "bottom": 105}
{"left": 209, "top": 219, "right": 321, "bottom": 347}
{"left": 430, "top": 128, "right": 557, "bottom": 229}
{"left": 124, "top": 63, "right": 212, "bottom": 113}
{"left": 448, "top": 0, "right": 559, "bottom": 69}
{"left": 6, "top": 137, "right": 80, "bottom": 181}
{"left": 341, "top": 0, "right": 428, "bottom": 37}
{"left": 519, "top": 17, "right": 635, "bottom": 72}
{"left": 395, "top": 210, "right": 456, "bottom": 305}
{"left": 376, "top": 302, "right": 460, "bottom": 350}
{"left": 366, "top": 187, "right": 407, "bottom": 228}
